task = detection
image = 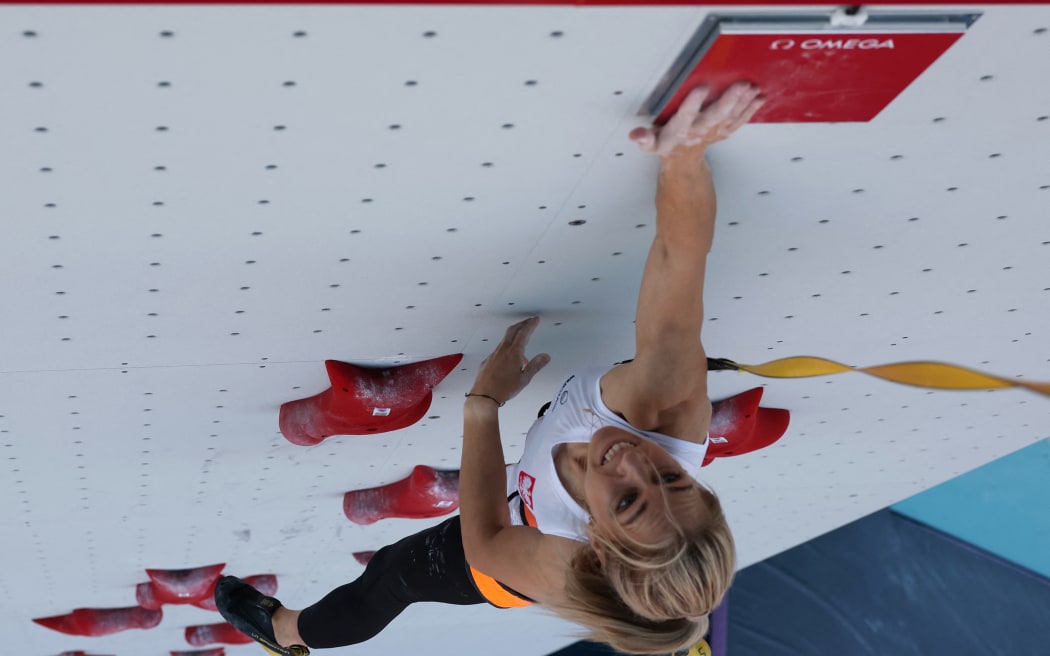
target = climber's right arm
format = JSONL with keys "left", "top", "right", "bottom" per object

{"left": 460, "top": 395, "right": 574, "bottom": 603}
{"left": 459, "top": 317, "right": 566, "bottom": 601}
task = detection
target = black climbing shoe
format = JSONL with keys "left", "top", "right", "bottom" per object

{"left": 214, "top": 575, "right": 310, "bottom": 656}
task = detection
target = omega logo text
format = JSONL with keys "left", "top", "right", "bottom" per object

{"left": 769, "top": 38, "right": 895, "bottom": 51}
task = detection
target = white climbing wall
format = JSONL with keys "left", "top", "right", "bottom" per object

{"left": 1, "top": 3, "right": 1049, "bottom": 655}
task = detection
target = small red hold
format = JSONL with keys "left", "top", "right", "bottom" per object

{"left": 280, "top": 354, "right": 463, "bottom": 445}
{"left": 146, "top": 563, "right": 225, "bottom": 605}
{"left": 704, "top": 387, "right": 790, "bottom": 466}
{"left": 353, "top": 551, "right": 377, "bottom": 566}
{"left": 171, "top": 649, "right": 226, "bottom": 656}
{"left": 185, "top": 622, "right": 252, "bottom": 646}
{"left": 245, "top": 574, "right": 278, "bottom": 597}
{"left": 193, "top": 574, "right": 276, "bottom": 611}
{"left": 136, "top": 582, "right": 163, "bottom": 610}
{"left": 343, "top": 465, "right": 459, "bottom": 525}
{"left": 55, "top": 652, "right": 116, "bottom": 656}
{"left": 34, "top": 613, "right": 79, "bottom": 635}
{"left": 34, "top": 606, "right": 162, "bottom": 637}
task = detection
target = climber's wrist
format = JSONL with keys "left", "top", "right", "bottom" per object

{"left": 464, "top": 394, "right": 502, "bottom": 419}
{"left": 464, "top": 392, "right": 504, "bottom": 407}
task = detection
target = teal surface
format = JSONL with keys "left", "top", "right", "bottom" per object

{"left": 893, "top": 439, "right": 1050, "bottom": 580}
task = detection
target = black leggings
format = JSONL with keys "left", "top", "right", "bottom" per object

{"left": 296, "top": 515, "right": 487, "bottom": 648}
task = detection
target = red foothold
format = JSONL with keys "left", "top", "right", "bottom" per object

{"left": 192, "top": 573, "right": 275, "bottom": 611}
{"left": 35, "top": 614, "right": 80, "bottom": 635}
{"left": 353, "top": 551, "right": 377, "bottom": 566}
{"left": 185, "top": 622, "right": 253, "bottom": 646}
{"left": 343, "top": 465, "right": 459, "bottom": 525}
{"left": 280, "top": 354, "right": 462, "bottom": 445}
{"left": 136, "top": 582, "right": 163, "bottom": 610}
{"left": 147, "top": 563, "right": 225, "bottom": 605}
{"left": 704, "top": 387, "right": 790, "bottom": 466}
{"left": 34, "top": 606, "right": 162, "bottom": 637}
{"left": 245, "top": 573, "right": 278, "bottom": 597}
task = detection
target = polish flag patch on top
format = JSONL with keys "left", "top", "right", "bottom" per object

{"left": 518, "top": 471, "right": 537, "bottom": 509}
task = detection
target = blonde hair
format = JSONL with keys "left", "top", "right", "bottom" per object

{"left": 545, "top": 482, "right": 735, "bottom": 655}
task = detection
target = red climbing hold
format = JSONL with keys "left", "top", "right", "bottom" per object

{"left": 193, "top": 597, "right": 217, "bottom": 611}
{"left": 136, "top": 582, "right": 163, "bottom": 610}
{"left": 193, "top": 574, "right": 276, "bottom": 612}
{"left": 55, "top": 652, "right": 115, "bottom": 656}
{"left": 33, "top": 606, "right": 162, "bottom": 636}
{"left": 279, "top": 354, "right": 463, "bottom": 446}
{"left": 192, "top": 596, "right": 217, "bottom": 612}
{"left": 343, "top": 465, "right": 459, "bottom": 525}
{"left": 185, "top": 622, "right": 252, "bottom": 646}
{"left": 704, "top": 387, "right": 790, "bottom": 466}
{"left": 245, "top": 574, "right": 278, "bottom": 597}
{"left": 146, "top": 563, "right": 225, "bottom": 605}
{"left": 171, "top": 649, "right": 225, "bottom": 656}
{"left": 353, "top": 551, "right": 377, "bottom": 566}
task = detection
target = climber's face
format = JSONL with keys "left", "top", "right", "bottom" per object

{"left": 581, "top": 427, "right": 704, "bottom": 545}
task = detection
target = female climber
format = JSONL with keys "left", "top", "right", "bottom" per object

{"left": 215, "top": 81, "right": 766, "bottom": 656}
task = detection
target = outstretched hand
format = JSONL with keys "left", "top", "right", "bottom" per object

{"left": 468, "top": 317, "right": 550, "bottom": 406}
{"left": 630, "top": 81, "right": 765, "bottom": 159}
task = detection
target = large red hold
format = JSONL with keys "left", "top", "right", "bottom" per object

{"left": 704, "top": 387, "right": 790, "bottom": 466}
{"left": 34, "top": 606, "right": 162, "bottom": 636}
{"left": 185, "top": 622, "right": 252, "bottom": 646}
{"left": 171, "top": 649, "right": 226, "bottom": 656}
{"left": 343, "top": 465, "right": 459, "bottom": 525}
{"left": 279, "top": 354, "right": 463, "bottom": 446}
{"left": 646, "top": 14, "right": 971, "bottom": 124}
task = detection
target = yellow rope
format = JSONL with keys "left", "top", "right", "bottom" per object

{"left": 686, "top": 639, "right": 712, "bottom": 656}
{"left": 723, "top": 356, "right": 1050, "bottom": 398}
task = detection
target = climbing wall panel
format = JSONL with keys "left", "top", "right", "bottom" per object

{"left": 1, "top": 4, "right": 1049, "bottom": 656}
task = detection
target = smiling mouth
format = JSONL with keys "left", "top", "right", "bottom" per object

{"left": 602, "top": 441, "right": 635, "bottom": 466}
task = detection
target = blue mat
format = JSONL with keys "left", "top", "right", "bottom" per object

{"left": 893, "top": 439, "right": 1050, "bottom": 580}
{"left": 727, "top": 508, "right": 1050, "bottom": 655}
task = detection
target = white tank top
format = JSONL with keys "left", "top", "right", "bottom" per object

{"left": 506, "top": 366, "right": 710, "bottom": 542}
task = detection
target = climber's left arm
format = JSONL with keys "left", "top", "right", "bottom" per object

{"left": 602, "top": 83, "right": 764, "bottom": 436}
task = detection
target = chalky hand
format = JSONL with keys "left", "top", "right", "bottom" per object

{"left": 630, "top": 81, "right": 765, "bottom": 159}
